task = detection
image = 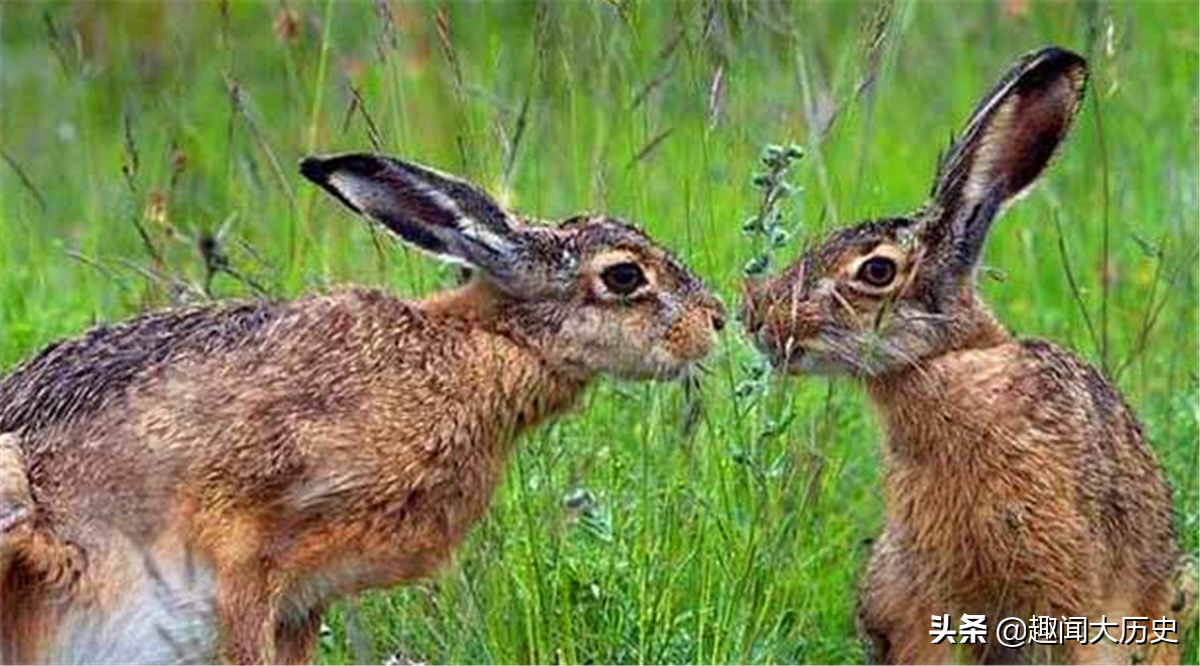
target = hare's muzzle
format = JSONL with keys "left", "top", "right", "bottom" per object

{"left": 740, "top": 276, "right": 810, "bottom": 371}
{"left": 667, "top": 294, "right": 726, "bottom": 368}
{"left": 739, "top": 278, "right": 767, "bottom": 335}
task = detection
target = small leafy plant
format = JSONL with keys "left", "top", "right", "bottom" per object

{"left": 734, "top": 142, "right": 805, "bottom": 474}
{"left": 741, "top": 143, "right": 804, "bottom": 278}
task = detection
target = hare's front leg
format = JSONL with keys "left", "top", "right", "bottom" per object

{"left": 858, "top": 528, "right": 950, "bottom": 665}
{"left": 275, "top": 605, "right": 325, "bottom": 665}
{"left": 215, "top": 565, "right": 282, "bottom": 664}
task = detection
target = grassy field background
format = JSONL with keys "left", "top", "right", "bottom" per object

{"left": 1, "top": 1, "right": 1197, "bottom": 663}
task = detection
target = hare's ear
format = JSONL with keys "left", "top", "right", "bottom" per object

{"left": 301, "top": 153, "right": 536, "bottom": 284}
{"left": 926, "top": 47, "right": 1088, "bottom": 273}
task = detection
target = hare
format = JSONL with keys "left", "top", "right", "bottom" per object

{"left": 742, "top": 47, "right": 1179, "bottom": 664}
{"left": 0, "top": 153, "right": 725, "bottom": 664}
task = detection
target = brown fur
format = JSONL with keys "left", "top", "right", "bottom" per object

{"left": 0, "top": 154, "right": 723, "bottom": 663}
{"left": 743, "top": 48, "right": 1181, "bottom": 664}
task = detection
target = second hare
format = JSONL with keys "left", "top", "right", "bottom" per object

{"left": 742, "top": 47, "right": 1178, "bottom": 664}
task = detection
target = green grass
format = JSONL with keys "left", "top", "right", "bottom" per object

{"left": 1, "top": 1, "right": 1196, "bottom": 663}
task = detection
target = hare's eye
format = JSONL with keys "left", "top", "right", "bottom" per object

{"left": 856, "top": 256, "right": 897, "bottom": 288}
{"left": 600, "top": 262, "right": 647, "bottom": 295}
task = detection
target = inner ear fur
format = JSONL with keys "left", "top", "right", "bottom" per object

{"left": 927, "top": 46, "right": 1089, "bottom": 271}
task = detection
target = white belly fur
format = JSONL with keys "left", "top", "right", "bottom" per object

{"left": 46, "top": 533, "right": 218, "bottom": 665}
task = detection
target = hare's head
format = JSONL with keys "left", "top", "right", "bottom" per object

{"left": 302, "top": 154, "right": 724, "bottom": 381}
{"left": 742, "top": 47, "right": 1088, "bottom": 377}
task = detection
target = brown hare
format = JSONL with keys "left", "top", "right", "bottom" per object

{"left": 0, "top": 153, "right": 725, "bottom": 664}
{"left": 742, "top": 47, "right": 1179, "bottom": 665}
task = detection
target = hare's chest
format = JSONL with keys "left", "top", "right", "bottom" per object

{"left": 885, "top": 447, "right": 1043, "bottom": 592}
{"left": 283, "top": 440, "right": 508, "bottom": 586}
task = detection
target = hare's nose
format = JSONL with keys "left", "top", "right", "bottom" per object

{"left": 711, "top": 311, "right": 727, "bottom": 332}
{"left": 697, "top": 293, "right": 726, "bottom": 332}
{"left": 740, "top": 278, "right": 767, "bottom": 333}
{"left": 739, "top": 301, "right": 760, "bottom": 333}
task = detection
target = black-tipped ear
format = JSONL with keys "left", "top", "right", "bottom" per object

{"left": 300, "top": 153, "right": 522, "bottom": 269}
{"left": 927, "top": 47, "right": 1088, "bottom": 271}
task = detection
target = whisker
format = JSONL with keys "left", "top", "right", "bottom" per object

{"left": 829, "top": 284, "right": 858, "bottom": 319}
{"left": 880, "top": 339, "right": 935, "bottom": 385}
{"left": 817, "top": 332, "right": 873, "bottom": 377}
{"left": 899, "top": 310, "right": 961, "bottom": 324}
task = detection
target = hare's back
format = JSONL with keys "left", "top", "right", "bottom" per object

{"left": 1016, "top": 339, "right": 1174, "bottom": 572}
{"left": 1, "top": 289, "right": 458, "bottom": 534}
{"left": 0, "top": 299, "right": 283, "bottom": 438}
{"left": 0, "top": 289, "right": 446, "bottom": 440}
{"left": 1016, "top": 339, "right": 1155, "bottom": 468}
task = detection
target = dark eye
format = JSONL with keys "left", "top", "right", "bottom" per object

{"left": 856, "top": 256, "right": 897, "bottom": 288}
{"left": 600, "top": 262, "right": 647, "bottom": 295}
